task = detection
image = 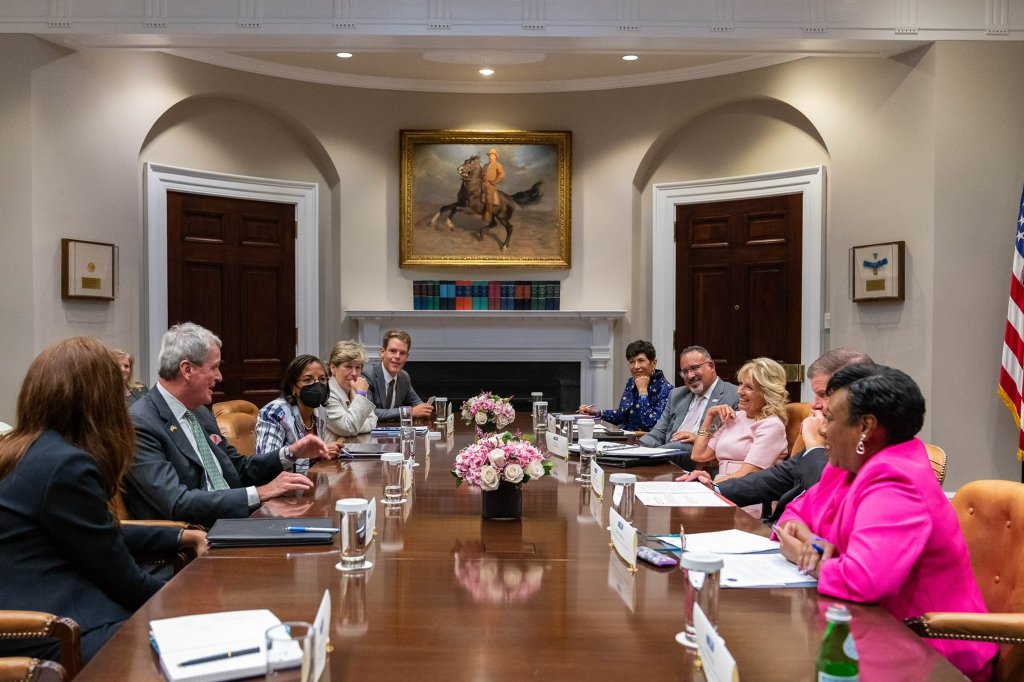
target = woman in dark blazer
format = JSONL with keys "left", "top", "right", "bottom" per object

{"left": 0, "top": 337, "right": 205, "bottom": 664}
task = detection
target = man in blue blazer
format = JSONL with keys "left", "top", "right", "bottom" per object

{"left": 363, "top": 329, "right": 434, "bottom": 422}
{"left": 640, "top": 346, "right": 739, "bottom": 464}
{"left": 124, "top": 323, "right": 327, "bottom": 528}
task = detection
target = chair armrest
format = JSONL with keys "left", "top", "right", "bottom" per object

{"left": 905, "top": 612, "right": 1024, "bottom": 644}
{"left": 0, "top": 611, "right": 81, "bottom": 678}
{"left": 0, "top": 657, "right": 67, "bottom": 682}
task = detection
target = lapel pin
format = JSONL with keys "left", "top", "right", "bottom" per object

{"left": 169, "top": 425, "right": 178, "bottom": 432}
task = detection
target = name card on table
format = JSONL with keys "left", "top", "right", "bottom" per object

{"left": 695, "top": 604, "right": 739, "bottom": 682}
{"left": 367, "top": 497, "right": 377, "bottom": 541}
{"left": 545, "top": 430, "right": 569, "bottom": 459}
{"left": 608, "top": 506, "right": 637, "bottom": 570}
{"left": 446, "top": 412, "right": 455, "bottom": 432}
{"left": 403, "top": 458, "right": 415, "bottom": 493}
{"left": 591, "top": 461, "right": 606, "bottom": 498}
{"left": 312, "top": 589, "right": 331, "bottom": 682}
{"left": 547, "top": 413, "right": 557, "bottom": 432}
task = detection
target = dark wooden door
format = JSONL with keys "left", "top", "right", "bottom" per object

{"left": 674, "top": 193, "right": 803, "bottom": 400}
{"left": 167, "top": 191, "right": 296, "bottom": 406}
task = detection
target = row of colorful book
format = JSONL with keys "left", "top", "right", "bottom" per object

{"left": 413, "top": 281, "right": 561, "bottom": 310}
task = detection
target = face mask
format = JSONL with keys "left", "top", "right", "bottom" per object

{"left": 298, "top": 382, "right": 329, "bottom": 408}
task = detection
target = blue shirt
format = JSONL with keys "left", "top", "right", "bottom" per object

{"left": 600, "top": 369, "right": 673, "bottom": 431}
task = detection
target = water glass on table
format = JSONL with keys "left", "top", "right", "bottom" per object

{"left": 676, "top": 552, "right": 723, "bottom": 649}
{"left": 265, "top": 621, "right": 316, "bottom": 681}
{"left": 532, "top": 400, "right": 548, "bottom": 431}
{"left": 335, "top": 497, "right": 373, "bottom": 572}
{"left": 399, "top": 405, "right": 413, "bottom": 428}
{"left": 433, "top": 397, "right": 448, "bottom": 427}
{"left": 577, "top": 438, "right": 597, "bottom": 487}
{"left": 381, "top": 453, "right": 406, "bottom": 505}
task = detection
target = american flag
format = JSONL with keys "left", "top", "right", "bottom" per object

{"left": 998, "top": 186, "right": 1024, "bottom": 461}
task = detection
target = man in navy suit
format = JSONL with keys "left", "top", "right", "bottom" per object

{"left": 640, "top": 346, "right": 739, "bottom": 466}
{"left": 124, "top": 323, "right": 327, "bottom": 528}
{"left": 363, "top": 329, "right": 434, "bottom": 422}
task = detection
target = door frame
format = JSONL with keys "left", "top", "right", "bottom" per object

{"left": 143, "top": 162, "right": 319, "bottom": 383}
{"left": 652, "top": 166, "right": 825, "bottom": 402}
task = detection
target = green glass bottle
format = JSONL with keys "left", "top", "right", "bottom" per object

{"left": 817, "top": 604, "right": 859, "bottom": 681}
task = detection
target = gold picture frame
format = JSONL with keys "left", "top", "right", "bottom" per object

{"left": 61, "top": 238, "right": 116, "bottom": 301}
{"left": 850, "top": 241, "right": 905, "bottom": 302}
{"left": 400, "top": 130, "right": 571, "bottom": 268}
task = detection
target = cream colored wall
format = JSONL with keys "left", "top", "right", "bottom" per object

{"left": 2, "top": 36, "right": 1022, "bottom": 484}
{"left": 931, "top": 42, "right": 1024, "bottom": 486}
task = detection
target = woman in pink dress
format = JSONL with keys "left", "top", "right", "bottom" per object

{"left": 775, "top": 364, "right": 997, "bottom": 682}
{"left": 689, "top": 357, "right": 789, "bottom": 515}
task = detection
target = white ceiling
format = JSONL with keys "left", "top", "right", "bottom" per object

{"left": 6, "top": 0, "right": 1020, "bottom": 93}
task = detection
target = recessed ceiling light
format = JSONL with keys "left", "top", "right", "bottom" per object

{"left": 622, "top": 54, "right": 639, "bottom": 61}
{"left": 479, "top": 68, "right": 495, "bottom": 76}
{"left": 336, "top": 52, "right": 353, "bottom": 59}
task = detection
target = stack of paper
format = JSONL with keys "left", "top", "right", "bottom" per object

{"left": 150, "top": 610, "right": 283, "bottom": 682}
{"left": 634, "top": 481, "right": 732, "bottom": 507}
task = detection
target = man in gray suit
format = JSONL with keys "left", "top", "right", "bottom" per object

{"left": 363, "top": 329, "right": 433, "bottom": 422}
{"left": 679, "top": 347, "right": 873, "bottom": 523}
{"left": 124, "top": 323, "right": 328, "bottom": 527}
{"left": 640, "top": 345, "right": 739, "bottom": 463}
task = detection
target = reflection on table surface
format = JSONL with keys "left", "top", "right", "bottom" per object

{"left": 78, "top": 417, "right": 964, "bottom": 681}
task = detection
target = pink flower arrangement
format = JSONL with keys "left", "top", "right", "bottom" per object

{"left": 453, "top": 547, "right": 545, "bottom": 604}
{"left": 452, "top": 432, "right": 553, "bottom": 490}
{"left": 460, "top": 391, "right": 516, "bottom": 431}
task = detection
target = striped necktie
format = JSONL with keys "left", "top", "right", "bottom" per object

{"left": 183, "top": 410, "right": 230, "bottom": 491}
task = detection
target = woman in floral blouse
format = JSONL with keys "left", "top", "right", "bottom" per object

{"left": 579, "top": 340, "right": 673, "bottom": 433}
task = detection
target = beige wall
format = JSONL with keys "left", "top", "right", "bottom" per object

{"left": 2, "top": 35, "right": 1022, "bottom": 486}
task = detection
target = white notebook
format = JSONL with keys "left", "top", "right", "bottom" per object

{"left": 150, "top": 609, "right": 284, "bottom": 682}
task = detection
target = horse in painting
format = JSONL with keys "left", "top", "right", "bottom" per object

{"left": 427, "top": 155, "right": 542, "bottom": 251}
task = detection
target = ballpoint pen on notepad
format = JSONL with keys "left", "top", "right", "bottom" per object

{"left": 286, "top": 526, "right": 340, "bottom": 533}
{"left": 179, "top": 647, "right": 260, "bottom": 667}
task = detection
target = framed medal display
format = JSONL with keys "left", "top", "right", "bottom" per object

{"left": 850, "top": 241, "right": 905, "bottom": 302}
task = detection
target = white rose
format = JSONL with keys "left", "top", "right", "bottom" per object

{"left": 479, "top": 465, "right": 500, "bottom": 491}
{"left": 504, "top": 463, "right": 524, "bottom": 484}
{"left": 475, "top": 411, "right": 489, "bottom": 425}
{"left": 487, "top": 448, "right": 506, "bottom": 469}
{"left": 525, "top": 460, "right": 546, "bottom": 480}
{"left": 495, "top": 415, "right": 512, "bottom": 428}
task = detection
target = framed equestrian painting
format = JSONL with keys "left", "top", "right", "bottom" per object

{"left": 399, "top": 129, "right": 571, "bottom": 268}
{"left": 850, "top": 240, "right": 905, "bottom": 302}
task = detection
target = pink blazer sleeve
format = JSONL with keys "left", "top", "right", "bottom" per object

{"left": 743, "top": 416, "right": 787, "bottom": 469}
{"left": 816, "top": 465, "right": 933, "bottom": 603}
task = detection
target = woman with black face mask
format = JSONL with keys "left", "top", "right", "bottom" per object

{"left": 255, "top": 355, "right": 342, "bottom": 473}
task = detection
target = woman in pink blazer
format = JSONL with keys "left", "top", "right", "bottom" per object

{"left": 775, "top": 365, "right": 997, "bottom": 682}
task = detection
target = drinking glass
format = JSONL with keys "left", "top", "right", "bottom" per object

{"left": 577, "top": 438, "right": 597, "bottom": 487}
{"left": 335, "top": 498, "right": 373, "bottom": 571}
{"left": 381, "top": 453, "right": 406, "bottom": 505}
{"left": 577, "top": 418, "right": 595, "bottom": 441}
{"left": 399, "top": 405, "right": 413, "bottom": 428}
{"left": 533, "top": 401, "right": 548, "bottom": 431}
{"left": 609, "top": 472, "right": 636, "bottom": 523}
{"left": 676, "top": 552, "right": 723, "bottom": 648}
{"left": 400, "top": 425, "right": 416, "bottom": 459}
{"left": 433, "top": 397, "right": 448, "bottom": 427}
{"left": 265, "top": 621, "right": 315, "bottom": 680}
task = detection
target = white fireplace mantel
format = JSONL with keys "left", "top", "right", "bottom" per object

{"left": 346, "top": 310, "right": 626, "bottom": 405}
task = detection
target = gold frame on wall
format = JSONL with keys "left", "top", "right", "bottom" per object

{"left": 400, "top": 130, "right": 571, "bottom": 268}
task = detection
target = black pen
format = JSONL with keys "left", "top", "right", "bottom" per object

{"left": 179, "top": 646, "right": 260, "bottom": 667}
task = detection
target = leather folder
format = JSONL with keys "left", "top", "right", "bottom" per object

{"left": 206, "top": 517, "right": 336, "bottom": 548}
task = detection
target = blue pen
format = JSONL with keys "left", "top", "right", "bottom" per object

{"left": 286, "top": 526, "right": 340, "bottom": 533}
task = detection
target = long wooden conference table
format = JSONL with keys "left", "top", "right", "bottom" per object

{"left": 79, "top": 417, "right": 965, "bottom": 681}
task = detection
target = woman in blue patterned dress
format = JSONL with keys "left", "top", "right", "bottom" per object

{"left": 579, "top": 340, "right": 673, "bottom": 433}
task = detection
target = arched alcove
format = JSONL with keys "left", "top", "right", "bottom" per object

{"left": 138, "top": 95, "right": 341, "bottom": 377}
{"left": 634, "top": 98, "right": 831, "bottom": 397}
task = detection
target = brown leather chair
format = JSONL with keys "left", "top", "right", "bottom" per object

{"left": 215, "top": 411, "right": 257, "bottom": 457}
{"left": 212, "top": 400, "right": 259, "bottom": 419}
{"left": 0, "top": 656, "right": 66, "bottom": 682}
{"left": 0, "top": 611, "right": 80, "bottom": 681}
{"left": 905, "top": 479, "right": 1024, "bottom": 681}
{"left": 784, "top": 402, "right": 813, "bottom": 459}
{"left": 925, "top": 444, "right": 948, "bottom": 486}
